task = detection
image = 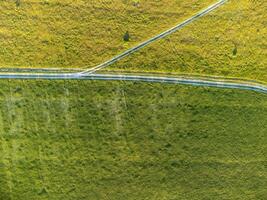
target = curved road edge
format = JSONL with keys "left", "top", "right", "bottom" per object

{"left": 0, "top": 73, "right": 266, "bottom": 94}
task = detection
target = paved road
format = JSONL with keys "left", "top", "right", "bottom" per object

{"left": 0, "top": 73, "right": 266, "bottom": 94}
{"left": 80, "top": 0, "right": 228, "bottom": 75}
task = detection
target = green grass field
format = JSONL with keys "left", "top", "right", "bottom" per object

{"left": 0, "top": 0, "right": 214, "bottom": 69}
{"left": 0, "top": 1, "right": 266, "bottom": 199}
{"left": 0, "top": 80, "right": 266, "bottom": 199}
{"left": 110, "top": 0, "right": 267, "bottom": 83}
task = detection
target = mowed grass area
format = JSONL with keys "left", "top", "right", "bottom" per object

{"left": 0, "top": 0, "right": 214, "bottom": 69}
{"left": 110, "top": 0, "right": 267, "bottom": 83}
{"left": 0, "top": 80, "right": 266, "bottom": 199}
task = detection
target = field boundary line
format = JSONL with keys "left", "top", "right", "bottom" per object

{"left": 79, "top": 0, "right": 228, "bottom": 75}
{"left": 0, "top": 72, "right": 266, "bottom": 94}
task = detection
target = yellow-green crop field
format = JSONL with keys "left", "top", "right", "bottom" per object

{"left": 110, "top": 0, "right": 267, "bottom": 83}
{"left": 1, "top": 0, "right": 266, "bottom": 83}
{"left": 0, "top": 0, "right": 214, "bottom": 69}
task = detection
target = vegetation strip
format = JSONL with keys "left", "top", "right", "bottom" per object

{"left": 80, "top": 0, "right": 228, "bottom": 74}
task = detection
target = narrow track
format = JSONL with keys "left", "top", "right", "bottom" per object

{"left": 0, "top": 73, "right": 266, "bottom": 94}
{"left": 79, "top": 0, "right": 228, "bottom": 75}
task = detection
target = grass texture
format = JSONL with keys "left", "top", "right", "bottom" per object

{"left": 109, "top": 0, "right": 267, "bottom": 82}
{"left": 0, "top": 80, "right": 266, "bottom": 199}
{"left": 0, "top": 0, "right": 214, "bottom": 69}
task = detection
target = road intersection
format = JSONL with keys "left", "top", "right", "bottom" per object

{"left": 1, "top": 0, "right": 266, "bottom": 94}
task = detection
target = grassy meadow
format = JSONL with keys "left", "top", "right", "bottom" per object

{"left": 0, "top": 0, "right": 266, "bottom": 199}
{"left": 110, "top": 0, "right": 267, "bottom": 83}
{"left": 0, "top": 0, "right": 214, "bottom": 69}
{"left": 0, "top": 80, "right": 266, "bottom": 199}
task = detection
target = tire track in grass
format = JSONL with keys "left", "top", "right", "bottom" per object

{"left": 79, "top": 0, "right": 228, "bottom": 74}
{"left": 0, "top": 72, "right": 266, "bottom": 94}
